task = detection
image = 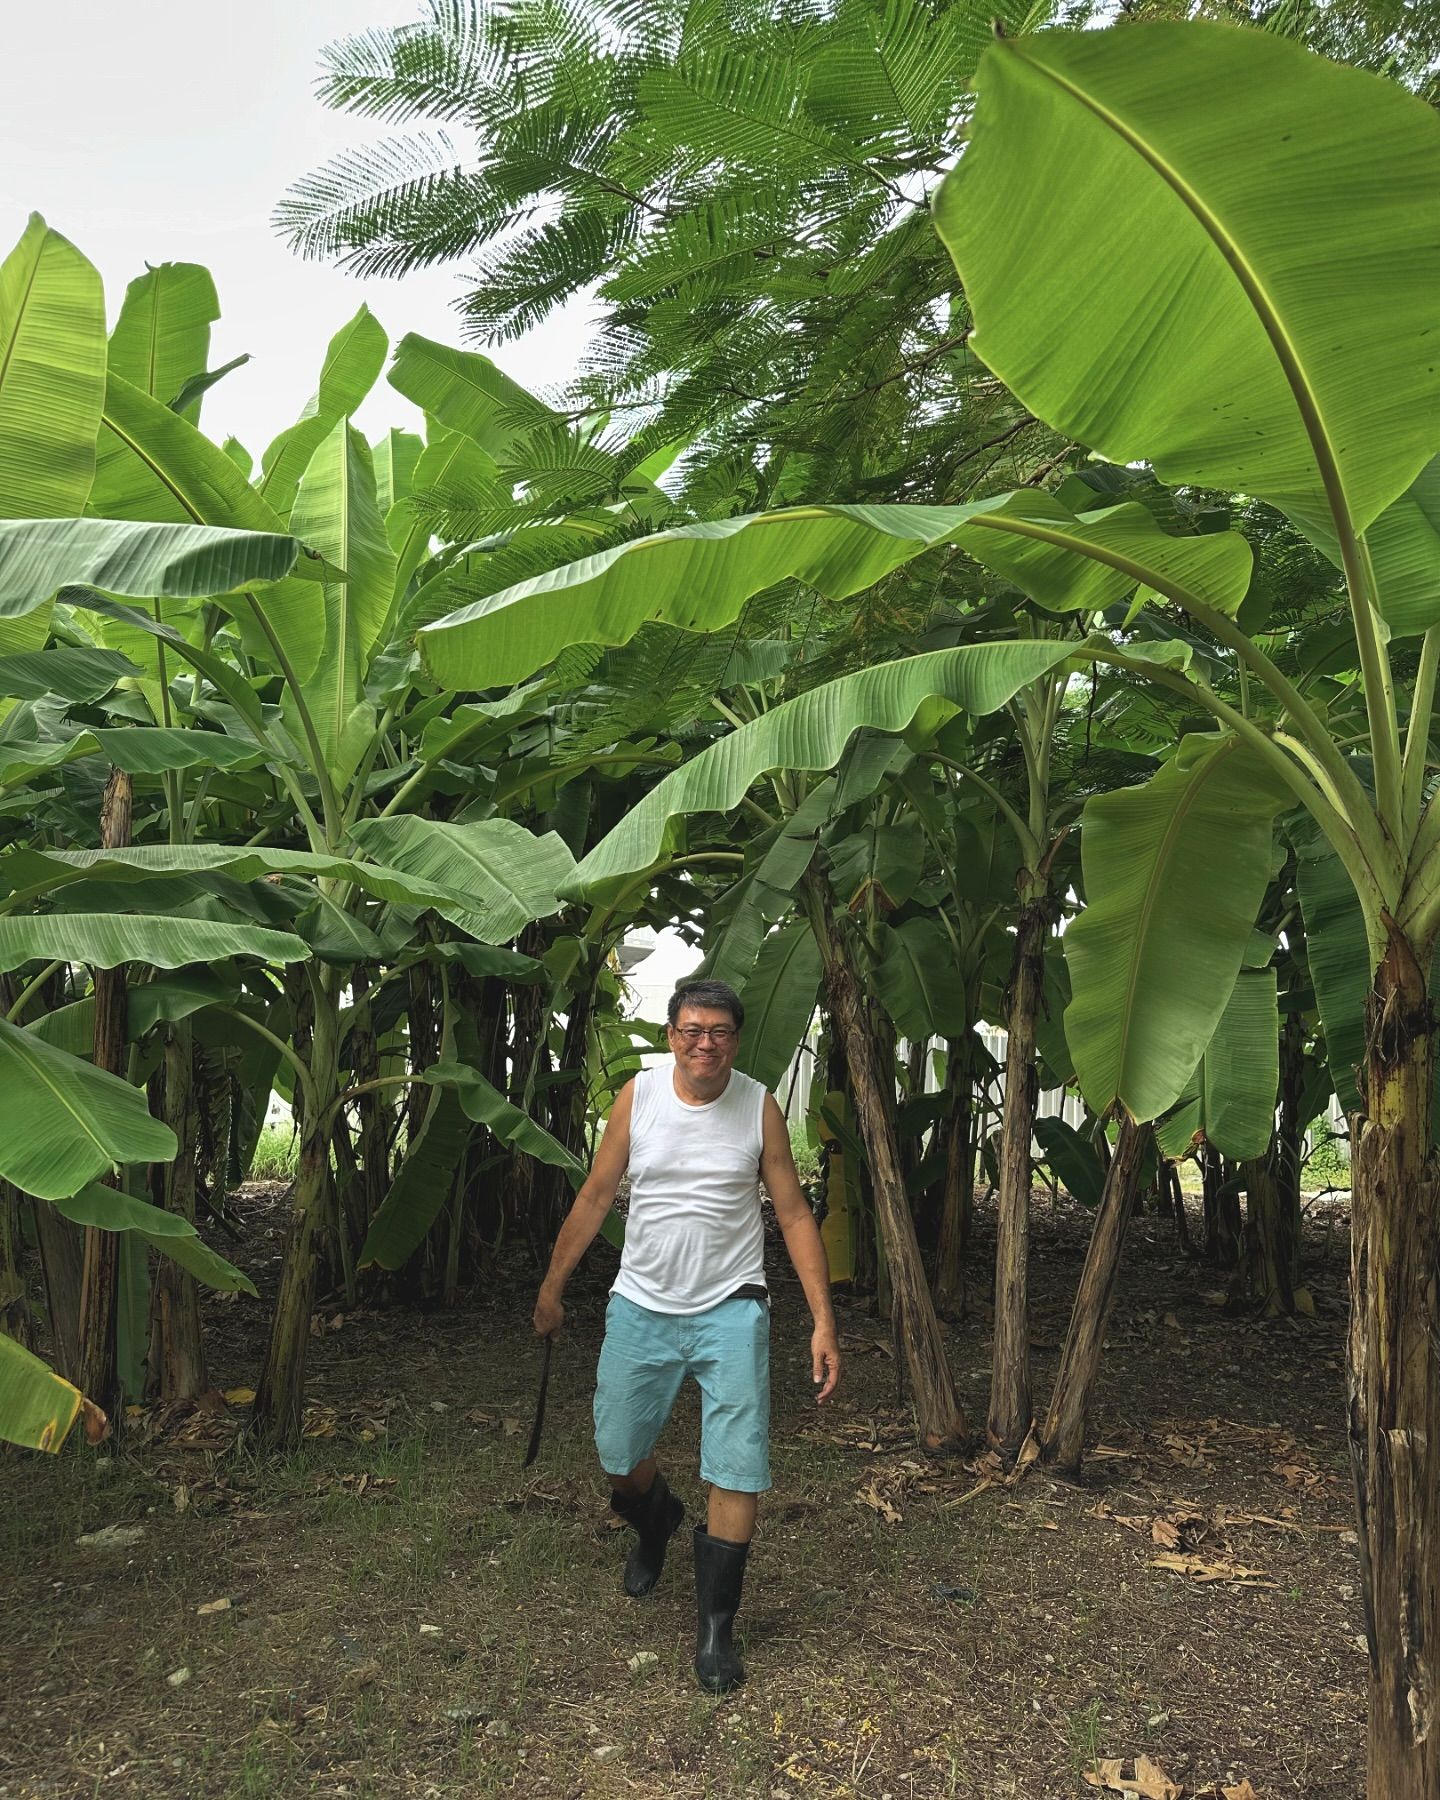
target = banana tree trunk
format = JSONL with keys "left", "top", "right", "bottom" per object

{"left": 815, "top": 894, "right": 966, "bottom": 1450}
{"left": 546, "top": 971, "right": 596, "bottom": 1247}
{"left": 1038, "top": 1113, "right": 1150, "bottom": 1479}
{"left": 252, "top": 974, "right": 336, "bottom": 1448}
{"left": 150, "top": 1024, "right": 208, "bottom": 1402}
{"left": 76, "top": 767, "right": 133, "bottom": 1417}
{"left": 1237, "top": 1152, "right": 1300, "bottom": 1315}
{"left": 1202, "top": 1142, "right": 1241, "bottom": 1267}
{"left": 933, "top": 1036, "right": 976, "bottom": 1315}
{"left": 1, "top": 1180, "right": 34, "bottom": 1348}
{"left": 989, "top": 896, "right": 1050, "bottom": 1459}
{"left": 251, "top": 1129, "right": 329, "bottom": 1446}
{"left": 1349, "top": 930, "right": 1439, "bottom": 1798}
{"left": 348, "top": 966, "right": 390, "bottom": 1243}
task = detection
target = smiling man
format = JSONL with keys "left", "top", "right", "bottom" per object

{"left": 532, "top": 976, "right": 841, "bottom": 1693}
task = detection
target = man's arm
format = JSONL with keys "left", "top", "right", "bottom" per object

{"left": 760, "top": 1093, "right": 841, "bottom": 1403}
{"left": 532, "top": 1080, "right": 634, "bottom": 1336}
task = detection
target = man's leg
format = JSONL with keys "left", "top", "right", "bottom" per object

{"left": 707, "top": 1486, "right": 758, "bottom": 1543}
{"left": 607, "top": 1454, "right": 658, "bottom": 1500}
{"left": 690, "top": 1297, "right": 771, "bottom": 1693}
{"left": 593, "top": 1298, "right": 686, "bottom": 1596}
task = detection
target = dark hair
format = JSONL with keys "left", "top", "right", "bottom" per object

{"left": 667, "top": 978, "right": 744, "bottom": 1031}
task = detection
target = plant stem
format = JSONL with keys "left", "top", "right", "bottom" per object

{"left": 5, "top": 959, "right": 65, "bottom": 1024}
{"left": 217, "top": 1006, "right": 317, "bottom": 1115}
{"left": 1401, "top": 623, "right": 1440, "bottom": 841}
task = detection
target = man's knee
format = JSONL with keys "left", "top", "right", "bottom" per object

{"left": 605, "top": 1455, "right": 656, "bottom": 1497}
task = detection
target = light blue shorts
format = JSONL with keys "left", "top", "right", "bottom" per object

{"left": 593, "top": 1292, "right": 772, "bottom": 1493}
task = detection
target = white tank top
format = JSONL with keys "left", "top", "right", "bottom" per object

{"left": 612, "top": 1064, "right": 768, "bottom": 1315}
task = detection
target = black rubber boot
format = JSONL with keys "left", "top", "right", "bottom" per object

{"left": 610, "top": 1472, "right": 684, "bottom": 1598}
{"left": 693, "top": 1527, "right": 750, "bottom": 1694}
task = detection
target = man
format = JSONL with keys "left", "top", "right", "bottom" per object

{"left": 532, "top": 977, "right": 842, "bottom": 1694}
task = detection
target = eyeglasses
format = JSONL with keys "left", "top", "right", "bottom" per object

{"left": 672, "top": 1025, "right": 737, "bottom": 1044}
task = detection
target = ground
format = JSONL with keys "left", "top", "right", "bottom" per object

{"left": 1, "top": 1186, "right": 1365, "bottom": 1800}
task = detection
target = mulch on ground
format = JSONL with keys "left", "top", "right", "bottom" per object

{"left": 0, "top": 1185, "right": 1364, "bottom": 1799}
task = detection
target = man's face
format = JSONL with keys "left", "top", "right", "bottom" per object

{"left": 667, "top": 1005, "right": 741, "bottom": 1083}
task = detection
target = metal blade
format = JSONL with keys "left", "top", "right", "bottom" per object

{"left": 521, "top": 1333, "right": 553, "bottom": 1468}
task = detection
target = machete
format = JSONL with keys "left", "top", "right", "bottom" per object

{"left": 522, "top": 1333, "right": 554, "bottom": 1468}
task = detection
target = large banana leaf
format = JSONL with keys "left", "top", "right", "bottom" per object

{"left": 1034, "top": 1115, "right": 1106, "bottom": 1210}
{"left": 0, "top": 599, "right": 53, "bottom": 659}
{"left": 0, "top": 1016, "right": 176, "bottom": 1198}
{"left": 63, "top": 593, "right": 276, "bottom": 746}
{"left": 289, "top": 420, "right": 396, "bottom": 784}
{"left": 373, "top": 427, "right": 424, "bottom": 518}
{"left": 388, "top": 333, "right": 555, "bottom": 456}
{"left": 569, "top": 641, "right": 1075, "bottom": 890}
{"left": 0, "top": 1334, "right": 83, "bottom": 1454}
{"left": 88, "top": 372, "right": 333, "bottom": 687}
{"left": 828, "top": 820, "right": 925, "bottom": 911}
{"left": 1064, "top": 734, "right": 1289, "bottom": 1121}
{"left": 697, "top": 870, "right": 790, "bottom": 992}
{"left": 934, "top": 22, "right": 1440, "bottom": 549}
{"left": 0, "top": 914, "right": 307, "bottom": 973}
{"left": 348, "top": 817, "right": 577, "bottom": 943}
{"left": 79, "top": 728, "right": 268, "bottom": 775}
{"left": 734, "top": 922, "right": 823, "bottom": 1091}
{"left": 0, "top": 517, "right": 324, "bottom": 620}
{"left": 26, "top": 968, "right": 241, "bottom": 1058}
{"left": 295, "top": 891, "right": 387, "bottom": 965}
{"left": 426, "top": 1060, "right": 586, "bottom": 1181}
{"left": 383, "top": 427, "right": 499, "bottom": 628}
{"left": 0, "top": 214, "right": 105, "bottom": 518}
{"left": 108, "top": 262, "right": 218, "bottom": 420}
{"left": 869, "top": 917, "right": 970, "bottom": 1042}
{"left": 954, "top": 492, "right": 1252, "bottom": 617}
{"left": 418, "top": 495, "right": 1250, "bottom": 689}
{"left": 1156, "top": 968, "right": 1279, "bottom": 1161}
{"left": 257, "top": 305, "right": 389, "bottom": 521}
{"left": 0, "top": 841, "right": 422, "bottom": 906}
{"left": 0, "top": 646, "right": 140, "bottom": 702}
{"left": 0, "top": 723, "right": 270, "bottom": 788}
{"left": 358, "top": 1084, "right": 471, "bottom": 1270}
{"left": 0, "top": 839, "right": 565, "bottom": 947}
{"left": 1367, "top": 455, "right": 1440, "bottom": 637}
{"left": 1288, "top": 810, "right": 1369, "bottom": 1112}
{"left": 48, "top": 1180, "right": 255, "bottom": 1295}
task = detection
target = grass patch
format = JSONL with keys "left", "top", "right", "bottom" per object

{"left": 249, "top": 1122, "right": 299, "bottom": 1182}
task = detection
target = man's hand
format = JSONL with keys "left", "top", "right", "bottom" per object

{"left": 532, "top": 1285, "right": 564, "bottom": 1337}
{"left": 811, "top": 1325, "right": 841, "bottom": 1404}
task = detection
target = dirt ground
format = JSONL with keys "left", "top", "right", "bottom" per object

{"left": 1, "top": 1185, "right": 1365, "bottom": 1800}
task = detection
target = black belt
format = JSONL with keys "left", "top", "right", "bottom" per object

{"left": 728, "top": 1283, "right": 769, "bottom": 1304}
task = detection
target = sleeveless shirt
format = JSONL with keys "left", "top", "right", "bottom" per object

{"left": 611, "top": 1064, "right": 768, "bottom": 1314}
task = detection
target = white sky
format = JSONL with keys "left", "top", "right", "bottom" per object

{"left": 3, "top": 1, "right": 595, "bottom": 457}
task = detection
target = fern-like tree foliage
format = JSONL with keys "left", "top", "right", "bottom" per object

{"left": 278, "top": 0, "right": 1070, "bottom": 502}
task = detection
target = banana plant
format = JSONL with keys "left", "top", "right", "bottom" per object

{"left": 930, "top": 25, "right": 1440, "bottom": 1795}
{"left": 0, "top": 224, "right": 595, "bottom": 1444}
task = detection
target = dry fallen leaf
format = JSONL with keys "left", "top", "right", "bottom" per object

{"left": 223, "top": 1387, "right": 255, "bottom": 1407}
{"left": 1151, "top": 1551, "right": 1276, "bottom": 1588}
{"left": 1083, "top": 1753, "right": 1184, "bottom": 1798}
{"left": 1223, "top": 1783, "right": 1260, "bottom": 1800}
{"left": 856, "top": 1482, "right": 903, "bottom": 1526}
{"left": 196, "top": 1597, "right": 231, "bottom": 1616}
